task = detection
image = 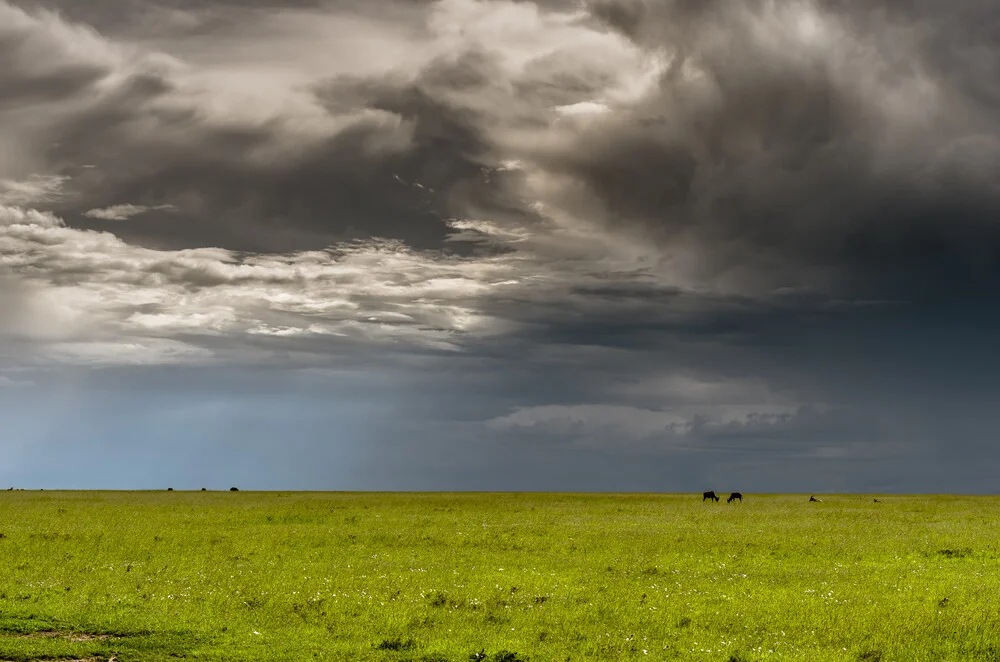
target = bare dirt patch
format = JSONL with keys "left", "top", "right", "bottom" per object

{"left": 9, "top": 630, "right": 119, "bottom": 642}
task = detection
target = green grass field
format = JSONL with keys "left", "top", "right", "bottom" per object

{"left": 0, "top": 491, "right": 998, "bottom": 662}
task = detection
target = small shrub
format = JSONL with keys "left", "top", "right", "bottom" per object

{"left": 377, "top": 637, "right": 416, "bottom": 651}
{"left": 938, "top": 547, "right": 973, "bottom": 558}
{"left": 468, "top": 651, "right": 527, "bottom": 662}
{"left": 493, "top": 652, "right": 527, "bottom": 662}
{"left": 427, "top": 591, "right": 450, "bottom": 607}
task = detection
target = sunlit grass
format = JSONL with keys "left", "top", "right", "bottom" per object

{"left": 0, "top": 492, "right": 998, "bottom": 661}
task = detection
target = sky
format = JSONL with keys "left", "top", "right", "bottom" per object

{"left": 1, "top": 0, "right": 999, "bottom": 493}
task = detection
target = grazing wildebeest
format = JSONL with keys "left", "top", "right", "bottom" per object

{"left": 201, "top": 487, "right": 207, "bottom": 491}
{"left": 727, "top": 492, "right": 743, "bottom": 503}
{"left": 167, "top": 487, "right": 173, "bottom": 491}
{"left": 703, "top": 490, "right": 720, "bottom": 502}
{"left": 809, "top": 495, "right": 822, "bottom": 502}
{"left": 230, "top": 486, "right": 239, "bottom": 492}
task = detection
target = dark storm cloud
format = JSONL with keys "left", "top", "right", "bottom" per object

{"left": 547, "top": 0, "right": 1000, "bottom": 300}
{"left": 31, "top": 48, "right": 535, "bottom": 254}
{"left": 0, "top": 2, "right": 506, "bottom": 252}
{"left": 53, "top": 115, "right": 465, "bottom": 252}
{"left": 36, "top": 76, "right": 452, "bottom": 251}
{"left": 10, "top": 0, "right": 1000, "bottom": 284}
{"left": 0, "top": 0, "right": 625, "bottom": 253}
{"left": 6, "top": 0, "right": 662, "bottom": 255}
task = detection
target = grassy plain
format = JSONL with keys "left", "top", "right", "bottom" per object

{"left": 0, "top": 491, "right": 998, "bottom": 661}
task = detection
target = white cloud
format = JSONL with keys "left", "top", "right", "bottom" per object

{"left": 619, "top": 373, "right": 796, "bottom": 407}
{"left": 554, "top": 101, "right": 610, "bottom": 116}
{"left": 487, "top": 401, "right": 809, "bottom": 450}
{"left": 83, "top": 204, "right": 177, "bottom": 221}
{"left": 0, "top": 175, "right": 69, "bottom": 206}
{"left": 0, "top": 204, "right": 529, "bottom": 365}
{"left": 0, "top": 205, "right": 63, "bottom": 229}
{"left": 488, "top": 404, "right": 690, "bottom": 440}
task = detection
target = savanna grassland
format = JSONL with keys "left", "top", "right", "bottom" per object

{"left": 0, "top": 492, "right": 998, "bottom": 662}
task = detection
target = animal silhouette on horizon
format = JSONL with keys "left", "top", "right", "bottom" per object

{"left": 702, "top": 490, "right": 720, "bottom": 502}
{"left": 809, "top": 495, "right": 822, "bottom": 502}
{"left": 727, "top": 492, "right": 743, "bottom": 503}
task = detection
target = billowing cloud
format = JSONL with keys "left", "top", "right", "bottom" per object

{"left": 556, "top": 0, "right": 1000, "bottom": 299}
{"left": 0, "top": 204, "right": 524, "bottom": 365}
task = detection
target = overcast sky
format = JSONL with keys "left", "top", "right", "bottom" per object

{"left": 2, "top": 0, "right": 999, "bottom": 492}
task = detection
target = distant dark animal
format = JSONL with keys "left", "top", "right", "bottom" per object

{"left": 230, "top": 487, "right": 239, "bottom": 492}
{"left": 6, "top": 487, "right": 11, "bottom": 491}
{"left": 167, "top": 488, "right": 173, "bottom": 491}
{"left": 727, "top": 492, "right": 743, "bottom": 503}
{"left": 809, "top": 495, "right": 822, "bottom": 502}
{"left": 873, "top": 498, "right": 881, "bottom": 503}
{"left": 201, "top": 487, "right": 207, "bottom": 491}
{"left": 703, "top": 491, "right": 719, "bottom": 502}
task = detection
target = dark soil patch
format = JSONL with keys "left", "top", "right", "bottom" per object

{"left": 10, "top": 630, "right": 120, "bottom": 642}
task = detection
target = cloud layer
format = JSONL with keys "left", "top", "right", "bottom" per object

{"left": 2, "top": 0, "right": 999, "bottom": 491}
